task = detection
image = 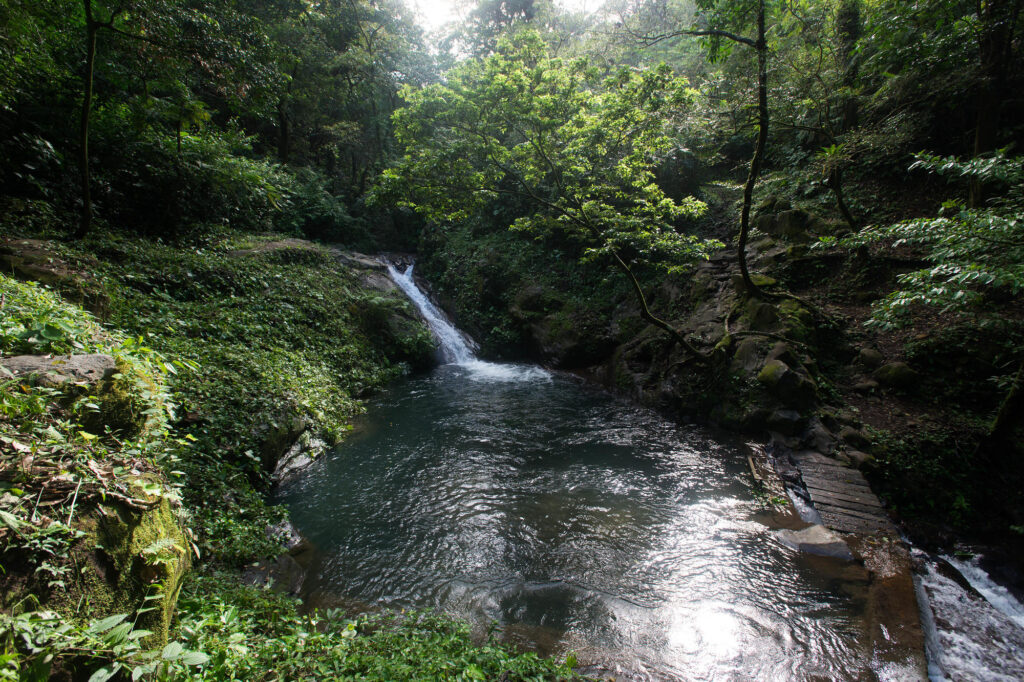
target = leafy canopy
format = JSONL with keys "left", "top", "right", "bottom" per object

{"left": 379, "top": 30, "right": 716, "bottom": 271}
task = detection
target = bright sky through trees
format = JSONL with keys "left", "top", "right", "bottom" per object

{"left": 411, "top": 0, "right": 601, "bottom": 31}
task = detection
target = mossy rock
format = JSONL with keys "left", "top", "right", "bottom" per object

{"left": 778, "top": 299, "right": 815, "bottom": 342}
{"left": 81, "top": 358, "right": 164, "bottom": 440}
{"left": 872, "top": 362, "right": 920, "bottom": 390}
{"left": 758, "top": 358, "right": 789, "bottom": 386}
{"left": 743, "top": 299, "right": 778, "bottom": 331}
{"left": 46, "top": 494, "right": 192, "bottom": 646}
{"left": 749, "top": 273, "right": 778, "bottom": 288}
{"left": 775, "top": 210, "right": 812, "bottom": 241}
{"left": 757, "top": 359, "right": 817, "bottom": 408}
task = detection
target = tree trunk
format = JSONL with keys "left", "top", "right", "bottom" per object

{"left": 828, "top": 168, "right": 857, "bottom": 230}
{"left": 611, "top": 253, "right": 708, "bottom": 361}
{"left": 277, "top": 100, "right": 290, "bottom": 164}
{"left": 738, "top": 0, "right": 768, "bottom": 297}
{"left": 969, "top": 0, "right": 1019, "bottom": 207}
{"left": 76, "top": 0, "right": 98, "bottom": 239}
{"left": 837, "top": 0, "right": 861, "bottom": 132}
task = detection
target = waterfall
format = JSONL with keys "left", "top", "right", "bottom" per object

{"left": 386, "top": 262, "right": 549, "bottom": 382}
{"left": 386, "top": 263, "right": 476, "bottom": 364}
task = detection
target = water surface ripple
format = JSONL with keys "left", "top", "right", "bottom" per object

{"left": 278, "top": 365, "right": 875, "bottom": 680}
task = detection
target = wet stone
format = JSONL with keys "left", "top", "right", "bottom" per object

{"left": 776, "top": 524, "right": 854, "bottom": 561}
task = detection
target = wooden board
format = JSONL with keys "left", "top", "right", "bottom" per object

{"left": 788, "top": 450, "right": 897, "bottom": 536}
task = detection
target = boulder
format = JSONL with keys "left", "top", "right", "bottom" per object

{"left": 730, "top": 337, "right": 763, "bottom": 373}
{"left": 260, "top": 415, "right": 310, "bottom": 473}
{"left": 873, "top": 362, "right": 920, "bottom": 390}
{"left": 806, "top": 419, "right": 837, "bottom": 454}
{"left": 846, "top": 449, "right": 876, "bottom": 470}
{"left": 854, "top": 379, "right": 880, "bottom": 393}
{"left": 835, "top": 411, "right": 862, "bottom": 428}
{"left": 1, "top": 353, "right": 116, "bottom": 388}
{"left": 1, "top": 354, "right": 151, "bottom": 438}
{"left": 757, "top": 359, "right": 817, "bottom": 408}
{"left": 744, "top": 299, "right": 779, "bottom": 330}
{"left": 775, "top": 209, "right": 812, "bottom": 241}
{"left": 776, "top": 524, "right": 854, "bottom": 560}
{"left": 766, "top": 341, "right": 798, "bottom": 366}
{"left": 858, "top": 347, "right": 885, "bottom": 368}
{"left": 839, "top": 425, "right": 870, "bottom": 449}
{"left": 272, "top": 430, "right": 326, "bottom": 484}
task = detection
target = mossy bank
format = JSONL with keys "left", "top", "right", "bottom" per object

{"left": 0, "top": 232, "right": 582, "bottom": 680}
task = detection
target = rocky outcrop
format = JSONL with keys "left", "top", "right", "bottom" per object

{"left": 2, "top": 353, "right": 159, "bottom": 440}
{"left": 1, "top": 353, "right": 116, "bottom": 388}
{"left": 757, "top": 358, "right": 818, "bottom": 408}
{"left": 0, "top": 238, "right": 109, "bottom": 314}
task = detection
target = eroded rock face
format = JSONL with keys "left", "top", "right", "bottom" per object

{"left": 1, "top": 353, "right": 116, "bottom": 388}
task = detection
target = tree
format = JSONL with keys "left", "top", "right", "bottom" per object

{"left": 830, "top": 152, "right": 1024, "bottom": 446}
{"left": 73, "top": 0, "right": 288, "bottom": 237}
{"left": 617, "top": 0, "right": 771, "bottom": 297}
{"left": 379, "top": 31, "right": 720, "bottom": 357}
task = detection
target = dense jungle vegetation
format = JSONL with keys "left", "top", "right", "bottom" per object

{"left": 1, "top": 0, "right": 1022, "bottom": 678}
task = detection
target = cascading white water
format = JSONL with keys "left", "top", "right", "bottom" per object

{"left": 387, "top": 263, "right": 549, "bottom": 382}
{"left": 913, "top": 549, "right": 1024, "bottom": 680}
{"left": 387, "top": 263, "right": 475, "bottom": 364}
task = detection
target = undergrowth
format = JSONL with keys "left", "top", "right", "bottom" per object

{"left": 1, "top": 231, "right": 580, "bottom": 680}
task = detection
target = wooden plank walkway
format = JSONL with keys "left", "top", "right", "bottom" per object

{"left": 790, "top": 450, "right": 896, "bottom": 535}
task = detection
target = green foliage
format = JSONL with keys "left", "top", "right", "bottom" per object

{"left": 96, "top": 128, "right": 293, "bottom": 236}
{"left": 71, "top": 233, "right": 432, "bottom": 563}
{"left": 828, "top": 153, "right": 1024, "bottom": 328}
{"left": 866, "top": 426, "right": 980, "bottom": 528}
{"left": 0, "top": 277, "right": 102, "bottom": 355}
{"left": 0, "top": 275, "right": 179, "bottom": 447}
{"left": 380, "top": 30, "right": 717, "bottom": 272}
{"left": 0, "top": 607, "right": 207, "bottom": 682}
{"left": 174, "top": 572, "right": 581, "bottom": 681}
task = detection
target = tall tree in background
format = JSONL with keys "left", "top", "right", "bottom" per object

{"left": 380, "top": 31, "right": 720, "bottom": 357}
{"left": 618, "top": 0, "right": 771, "bottom": 297}
{"left": 970, "top": 0, "right": 1022, "bottom": 205}
{"left": 73, "top": 0, "right": 287, "bottom": 237}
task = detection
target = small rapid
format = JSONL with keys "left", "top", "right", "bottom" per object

{"left": 915, "top": 550, "right": 1024, "bottom": 681}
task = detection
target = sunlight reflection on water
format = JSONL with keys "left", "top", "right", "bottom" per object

{"left": 278, "top": 365, "right": 874, "bottom": 680}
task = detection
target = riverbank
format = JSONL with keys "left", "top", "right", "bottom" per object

{"left": 0, "top": 230, "right": 582, "bottom": 679}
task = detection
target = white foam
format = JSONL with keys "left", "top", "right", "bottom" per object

{"left": 460, "top": 360, "right": 551, "bottom": 383}
{"left": 943, "top": 555, "right": 1024, "bottom": 630}
{"left": 915, "top": 552, "right": 1024, "bottom": 681}
{"left": 387, "top": 263, "right": 551, "bottom": 383}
